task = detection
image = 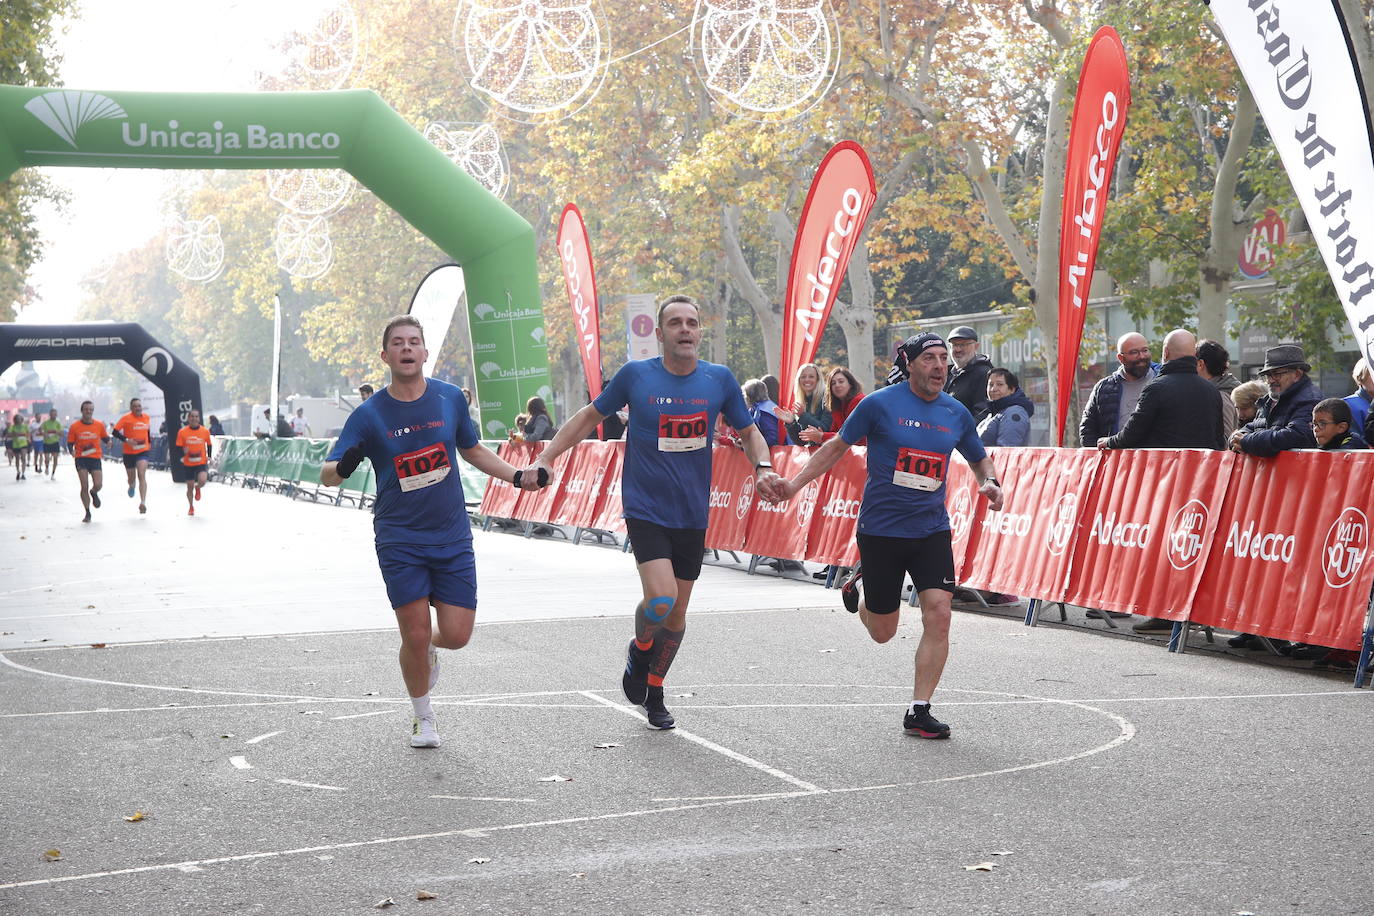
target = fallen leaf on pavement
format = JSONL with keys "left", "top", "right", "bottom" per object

{"left": 467, "top": 858, "right": 490, "bottom": 864}
{"left": 123, "top": 811, "right": 146, "bottom": 822}
{"left": 673, "top": 692, "right": 695, "bottom": 698}
{"left": 538, "top": 775, "right": 572, "bottom": 782}
{"left": 571, "top": 872, "right": 586, "bottom": 879}
{"left": 84, "top": 604, "right": 94, "bottom": 609}
{"left": 416, "top": 890, "right": 438, "bottom": 900}
{"left": 990, "top": 851, "right": 1014, "bottom": 856}
{"left": 819, "top": 648, "right": 836, "bottom": 653}
{"left": 593, "top": 743, "right": 622, "bottom": 750}
{"left": 42, "top": 849, "right": 61, "bottom": 862}
{"left": 373, "top": 898, "right": 397, "bottom": 909}
{"left": 90, "top": 643, "right": 107, "bottom": 649}
{"left": 963, "top": 862, "right": 997, "bottom": 872}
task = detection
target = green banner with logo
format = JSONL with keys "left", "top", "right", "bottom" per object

{"left": 0, "top": 85, "right": 550, "bottom": 433}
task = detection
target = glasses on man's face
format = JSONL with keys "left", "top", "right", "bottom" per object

{"left": 1122, "top": 348, "right": 1150, "bottom": 357}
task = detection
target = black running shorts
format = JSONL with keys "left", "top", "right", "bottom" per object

{"left": 75, "top": 457, "right": 102, "bottom": 472}
{"left": 625, "top": 517, "right": 707, "bottom": 581}
{"left": 855, "top": 530, "right": 957, "bottom": 614}
{"left": 122, "top": 452, "right": 149, "bottom": 468}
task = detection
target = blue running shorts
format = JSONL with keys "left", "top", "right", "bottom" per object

{"left": 376, "top": 540, "right": 477, "bottom": 610}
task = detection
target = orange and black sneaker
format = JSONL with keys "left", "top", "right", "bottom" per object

{"left": 903, "top": 703, "right": 950, "bottom": 739}
{"left": 840, "top": 566, "right": 862, "bottom": 614}
{"left": 643, "top": 686, "right": 675, "bottom": 730}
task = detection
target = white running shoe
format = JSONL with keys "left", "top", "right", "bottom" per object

{"left": 410, "top": 715, "right": 441, "bottom": 748}
{"left": 427, "top": 646, "right": 440, "bottom": 692}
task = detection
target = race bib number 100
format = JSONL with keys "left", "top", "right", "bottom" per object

{"left": 658, "top": 411, "right": 708, "bottom": 452}
{"left": 893, "top": 447, "right": 945, "bottom": 491}
{"left": 393, "top": 442, "right": 451, "bottom": 492}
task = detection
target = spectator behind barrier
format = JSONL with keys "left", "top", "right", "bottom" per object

{"left": 799, "top": 367, "right": 864, "bottom": 446}
{"left": 1311, "top": 398, "right": 1368, "bottom": 451}
{"left": 1196, "top": 339, "right": 1241, "bottom": 439}
{"left": 1099, "top": 329, "right": 1224, "bottom": 451}
{"left": 1230, "top": 380, "right": 1268, "bottom": 425}
{"left": 1080, "top": 331, "right": 1160, "bottom": 447}
{"left": 945, "top": 326, "right": 993, "bottom": 422}
{"left": 977, "top": 368, "right": 1034, "bottom": 447}
{"left": 1344, "top": 357, "right": 1372, "bottom": 434}
{"left": 208, "top": 414, "right": 225, "bottom": 436}
{"left": 358, "top": 384, "right": 374, "bottom": 401}
{"left": 742, "top": 378, "right": 784, "bottom": 447}
{"left": 1228, "top": 344, "right": 1321, "bottom": 457}
{"left": 780, "top": 363, "right": 830, "bottom": 447}
{"left": 519, "top": 397, "right": 555, "bottom": 442}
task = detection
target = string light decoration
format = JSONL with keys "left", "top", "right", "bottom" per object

{"left": 265, "top": 168, "right": 355, "bottom": 215}
{"left": 165, "top": 215, "right": 225, "bottom": 282}
{"left": 254, "top": 0, "right": 360, "bottom": 92}
{"left": 274, "top": 213, "right": 334, "bottom": 279}
{"left": 691, "top": 0, "right": 839, "bottom": 119}
{"left": 424, "top": 122, "right": 510, "bottom": 199}
{"left": 452, "top": 0, "right": 610, "bottom": 119}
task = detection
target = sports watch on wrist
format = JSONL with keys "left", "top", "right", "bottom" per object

{"left": 755, "top": 460, "right": 773, "bottom": 471}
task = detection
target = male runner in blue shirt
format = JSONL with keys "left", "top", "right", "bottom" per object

{"left": 322, "top": 315, "right": 542, "bottom": 749}
{"left": 771, "top": 333, "right": 1004, "bottom": 739}
{"left": 526, "top": 294, "right": 782, "bottom": 729}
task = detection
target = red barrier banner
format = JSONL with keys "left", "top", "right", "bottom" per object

{"left": 510, "top": 443, "right": 572, "bottom": 522}
{"left": 804, "top": 446, "right": 866, "bottom": 566}
{"left": 745, "top": 447, "right": 820, "bottom": 560}
{"left": 1056, "top": 26, "right": 1131, "bottom": 444}
{"left": 778, "top": 141, "right": 877, "bottom": 391}
{"left": 1191, "top": 452, "right": 1374, "bottom": 650}
{"left": 1064, "top": 449, "right": 1234, "bottom": 618}
{"left": 557, "top": 203, "right": 603, "bottom": 406}
{"left": 550, "top": 440, "right": 613, "bottom": 528}
{"left": 705, "top": 445, "right": 755, "bottom": 551}
{"left": 944, "top": 453, "right": 984, "bottom": 580}
{"left": 478, "top": 441, "right": 532, "bottom": 518}
{"left": 587, "top": 441, "right": 627, "bottom": 533}
{"left": 959, "top": 448, "right": 1104, "bottom": 600}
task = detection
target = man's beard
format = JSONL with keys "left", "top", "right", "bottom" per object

{"left": 1123, "top": 362, "right": 1149, "bottom": 380}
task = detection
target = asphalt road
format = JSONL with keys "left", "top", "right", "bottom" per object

{"left": 2, "top": 464, "right": 1371, "bottom": 915}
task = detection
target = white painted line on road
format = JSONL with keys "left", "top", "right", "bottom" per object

{"left": 430, "top": 795, "right": 539, "bottom": 803}
{"left": 330, "top": 710, "right": 395, "bottom": 721}
{"left": 275, "top": 779, "right": 345, "bottom": 792}
{"left": 245, "top": 730, "right": 282, "bottom": 745}
{"left": 578, "top": 690, "right": 826, "bottom": 795}
{"left": 651, "top": 792, "right": 801, "bottom": 802}
{"left": 0, "top": 700, "right": 309, "bottom": 719}
{"left": 229, "top": 756, "right": 252, "bottom": 770}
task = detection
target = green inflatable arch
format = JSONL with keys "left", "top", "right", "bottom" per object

{"left": 0, "top": 85, "right": 550, "bottom": 437}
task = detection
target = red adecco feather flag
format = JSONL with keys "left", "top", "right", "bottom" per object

{"left": 779, "top": 141, "right": 876, "bottom": 398}
{"left": 557, "top": 203, "right": 603, "bottom": 403}
{"left": 1057, "top": 27, "right": 1131, "bottom": 444}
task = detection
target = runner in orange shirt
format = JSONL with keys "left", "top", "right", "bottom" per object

{"left": 176, "top": 409, "right": 213, "bottom": 516}
{"left": 113, "top": 398, "right": 153, "bottom": 514}
{"left": 66, "top": 400, "right": 110, "bottom": 523}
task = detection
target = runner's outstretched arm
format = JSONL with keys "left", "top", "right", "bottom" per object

{"left": 772, "top": 434, "right": 850, "bottom": 501}
{"left": 736, "top": 424, "right": 784, "bottom": 502}
{"left": 459, "top": 442, "right": 541, "bottom": 490}
{"left": 971, "top": 456, "right": 1005, "bottom": 511}
{"left": 526, "top": 403, "right": 606, "bottom": 475}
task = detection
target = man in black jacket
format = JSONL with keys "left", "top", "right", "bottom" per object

{"left": 1227, "top": 344, "right": 1321, "bottom": 457}
{"left": 1098, "top": 329, "right": 1224, "bottom": 451}
{"left": 1079, "top": 331, "right": 1159, "bottom": 446}
{"left": 945, "top": 326, "right": 993, "bottom": 423}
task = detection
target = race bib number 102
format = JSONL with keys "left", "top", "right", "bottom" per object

{"left": 394, "top": 442, "right": 451, "bottom": 492}
{"left": 658, "top": 411, "right": 708, "bottom": 452}
{"left": 893, "top": 447, "right": 945, "bottom": 492}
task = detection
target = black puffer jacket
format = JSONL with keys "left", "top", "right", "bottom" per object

{"left": 1237, "top": 374, "right": 1322, "bottom": 456}
{"left": 1101, "top": 356, "right": 1224, "bottom": 450}
{"left": 1078, "top": 364, "right": 1160, "bottom": 447}
{"left": 944, "top": 353, "right": 993, "bottom": 422}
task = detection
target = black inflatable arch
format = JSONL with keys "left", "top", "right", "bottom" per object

{"left": 0, "top": 322, "right": 202, "bottom": 482}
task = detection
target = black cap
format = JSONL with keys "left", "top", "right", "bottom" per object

{"left": 949, "top": 326, "right": 978, "bottom": 342}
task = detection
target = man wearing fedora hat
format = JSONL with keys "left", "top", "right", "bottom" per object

{"left": 944, "top": 326, "right": 994, "bottom": 423}
{"left": 1228, "top": 344, "right": 1322, "bottom": 457}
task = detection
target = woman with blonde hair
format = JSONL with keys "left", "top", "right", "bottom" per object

{"left": 799, "top": 367, "right": 864, "bottom": 445}
{"left": 779, "top": 362, "right": 830, "bottom": 446}
{"left": 1230, "top": 379, "right": 1269, "bottom": 426}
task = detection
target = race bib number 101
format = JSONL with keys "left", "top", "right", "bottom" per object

{"left": 893, "top": 447, "right": 945, "bottom": 492}
{"left": 658, "top": 411, "right": 708, "bottom": 452}
{"left": 394, "top": 442, "right": 451, "bottom": 492}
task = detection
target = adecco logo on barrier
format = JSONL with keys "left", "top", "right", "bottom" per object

{"left": 948, "top": 488, "right": 972, "bottom": 544}
{"left": 1323, "top": 507, "right": 1368, "bottom": 588}
{"left": 1167, "top": 499, "right": 1210, "bottom": 571}
{"left": 796, "top": 481, "right": 820, "bottom": 529}
{"left": 735, "top": 475, "right": 755, "bottom": 520}
{"left": 1044, "top": 492, "right": 1078, "bottom": 557}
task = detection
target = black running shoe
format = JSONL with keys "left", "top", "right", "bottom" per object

{"left": 91, "top": 490, "right": 101, "bottom": 508}
{"left": 840, "top": 566, "right": 862, "bottom": 614}
{"left": 903, "top": 704, "right": 951, "bottom": 739}
{"left": 622, "top": 640, "right": 651, "bottom": 705}
{"left": 643, "top": 686, "right": 675, "bottom": 729}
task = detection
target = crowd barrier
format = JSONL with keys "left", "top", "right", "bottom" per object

{"left": 479, "top": 441, "right": 1374, "bottom": 685}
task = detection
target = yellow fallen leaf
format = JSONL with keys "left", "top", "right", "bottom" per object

{"left": 42, "top": 849, "right": 61, "bottom": 862}
{"left": 963, "top": 862, "right": 998, "bottom": 872}
{"left": 123, "top": 811, "right": 146, "bottom": 822}
{"left": 416, "top": 890, "right": 438, "bottom": 900}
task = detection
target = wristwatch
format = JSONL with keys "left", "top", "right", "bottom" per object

{"left": 986, "top": 477, "right": 1001, "bottom": 488}
{"left": 755, "top": 460, "right": 773, "bottom": 471}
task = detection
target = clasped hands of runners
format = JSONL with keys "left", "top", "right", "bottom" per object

{"left": 517, "top": 461, "right": 785, "bottom": 501}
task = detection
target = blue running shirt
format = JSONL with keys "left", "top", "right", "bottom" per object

{"left": 839, "top": 384, "right": 986, "bottom": 538}
{"left": 593, "top": 358, "right": 754, "bottom": 529}
{"left": 328, "top": 379, "right": 480, "bottom": 547}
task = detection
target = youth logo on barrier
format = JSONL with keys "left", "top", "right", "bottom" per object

{"left": 735, "top": 475, "right": 755, "bottom": 521}
{"left": 948, "top": 487, "right": 973, "bottom": 546}
{"left": 1167, "top": 499, "right": 1210, "bottom": 571}
{"left": 1044, "top": 492, "right": 1078, "bottom": 557}
{"left": 796, "top": 480, "right": 820, "bottom": 530}
{"left": 1323, "top": 507, "right": 1368, "bottom": 588}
